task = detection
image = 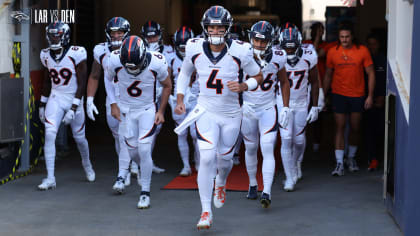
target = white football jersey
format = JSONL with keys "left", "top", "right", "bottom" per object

{"left": 182, "top": 38, "right": 260, "bottom": 115}
{"left": 278, "top": 44, "right": 318, "bottom": 107}
{"left": 93, "top": 42, "right": 120, "bottom": 104}
{"left": 169, "top": 53, "right": 199, "bottom": 96}
{"left": 106, "top": 50, "right": 169, "bottom": 108}
{"left": 243, "top": 47, "right": 287, "bottom": 108}
{"left": 149, "top": 47, "right": 172, "bottom": 100}
{"left": 40, "top": 46, "right": 87, "bottom": 95}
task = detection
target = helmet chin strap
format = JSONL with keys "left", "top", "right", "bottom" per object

{"left": 209, "top": 35, "right": 225, "bottom": 45}
{"left": 147, "top": 42, "right": 160, "bottom": 51}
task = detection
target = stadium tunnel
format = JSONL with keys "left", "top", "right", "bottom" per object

{"left": 3, "top": 0, "right": 420, "bottom": 234}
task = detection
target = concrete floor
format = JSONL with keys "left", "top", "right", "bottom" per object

{"left": 0, "top": 122, "right": 402, "bottom": 236}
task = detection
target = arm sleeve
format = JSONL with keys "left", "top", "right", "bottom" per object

{"left": 176, "top": 40, "right": 196, "bottom": 95}
{"left": 156, "top": 55, "right": 169, "bottom": 82}
{"left": 241, "top": 46, "right": 261, "bottom": 76}
{"left": 40, "top": 51, "right": 47, "bottom": 67}
{"left": 93, "top": 45, "right": 101, "bottom": 64}
{"left": 75, "top": 47, "right": 87, "bottom": 65}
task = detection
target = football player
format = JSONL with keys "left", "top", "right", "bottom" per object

{"left": 138, "top": 20, "right": 174, "bottom": 174}
{"left": 242, "top": 21, "right": 289, "bottom": 208}
{"left": 168, "top": 26, "right": 200, "bottom": 176}
{"left": 38, "top": 21, "right": 95, "bottom": 190}
{"left": 105, "top": 36, "right": 171, "bottom": 209}
{"left": 175, "top": 6, "right": 289, "bottom": 229}
{"left": 277, "top": 23, "right": 320, "bottom": 191}
{"left": 85, "top": 17, "right": 135, "bottom": 193}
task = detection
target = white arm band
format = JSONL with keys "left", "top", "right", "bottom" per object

{"left": 176, "top": 70, "right": 190, "bottom": 95}
{"left": 72, "top": 98, "right": 81, "bottom": 106}
{"left": 40, "top": 96, "right": 49, "bottom": 103}
{"left": 245, "top": 77, "right": 258, "bottom": 91}
{"left": 104, "top": 77, "right": 117, "bottom": 104}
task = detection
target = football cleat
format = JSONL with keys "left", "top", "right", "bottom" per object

{"left": 152, "top": 165, "right": 165, "bottom": 174}
{"left": 179, "top": 167, "right": 192, "bottom": 177}
{"left": 260, "top": 192, "right": 271, "bottom": 208}
{"left": 346, "top": 158, "right": 359, "bottom": 172}
{"left": 283, "top": 178, "right": 295, "bottom": 192}
{"left": 112, "top": 176, "right": 125, "bottom": 194}
{"left": 213, "top": 186, "right": 226, "bottom": 208}
{"left": 38, "top": 178, "right": 56, "bottom": 190}
{"left": 247, "top": 185, "right": 258, "bottom": 200}
{"left": 84, "top": 167, "right": 95, "bottom": 182}
{"left": 137, "top": 192, "right": 150, "bottom": 209}
{"left": 197, "top": 212, "right": 213, "bottom": 230}
{"left": 332, "top": 163, "right": 345, "bottom": 176}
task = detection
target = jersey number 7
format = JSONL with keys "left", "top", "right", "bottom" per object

{"left": 206, "top": 69, "right": 223, "bottom": 94}
{"left": 287, "top": 70, "right": 305, "bottom": 90}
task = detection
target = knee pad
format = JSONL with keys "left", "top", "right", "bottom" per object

{"left": 45, "top": 128, "right": 57, "bottom": 143}
{"left": 244, "top": 140, "right": 258, "bottom": 155}
{"left": 199, "top": 149, "right": 216, "bottom": 166}
{"left": 294, "top": 134, "right": 306, "bottom": 146}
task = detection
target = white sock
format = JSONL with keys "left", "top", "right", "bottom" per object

{"left": 177, "top": 132, "right": 190, "bottom": 168}
{"left": 348, "top": 145, "right": 357, "bottom": 159}
{"left": 138, "top": 143, "right": 153, "bottom": 192}
{"left": 117, "top": 141, "right": 130, "bottom": 178}
{"left": 244, "top": 142, "right": 258, "bottom": 186}
{"left": 335, "top": 150, "right": 345, "bottom": 164}
{"left": 281, "top": 139, "right": 293, "bottom": 181}
{"left": 197, "top": 149, "right": 217, "bottom": 213}
{"left": 261, "top": 142, "right": 275, "bottom": 195}
{"left": 74, "top": 137, "right": 92, "bottom": 170}
{"left": 215, "top": 156, "right": 233, "bottom": 187}
{"left": 44, "top": 131, "right": 57, "bottom": 180}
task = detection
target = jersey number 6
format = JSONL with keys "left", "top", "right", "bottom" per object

{"left": 127, "top": 81, "right": 142, "bottom": 97}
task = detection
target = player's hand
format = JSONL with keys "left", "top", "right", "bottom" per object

{"left": 86, "top": 96, "right": 99, "bottom": 121}
{"left": 62, "top": 109, "right": 75, "bottom": 125}
{"left": 39, "top": 107, "right": 46, "bottom": 124}
{"left": 306, "top": 106, "right": 321, "bottom": 124}
{"left": 155, "top": 111, "right": 165, "bottom": 125}
{"left": 111, "top": 103, "right": 121, "bottom": 122}
{"left": 175, "top": 102, "right": 186, "bottom": 115}
{"left": 227, "top": 81, "right": 247, "bottom": 93}
{"left": 278, "top": 107, "right": 291, "bottom": 128}
{"left": 364, "top": 96, "right": 373, "bottom": 110}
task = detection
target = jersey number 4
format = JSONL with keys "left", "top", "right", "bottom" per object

{"left": 49, "top": 68, "right": 72, "bottom": 85}
{"left": 206, "top": 69, "right": 223, "bottom": 94}
{"left": 127, "top": 81, "right": 142, "bottom": 97}
{"left": 287, "top": 70, "right": 306, "bottom": 90}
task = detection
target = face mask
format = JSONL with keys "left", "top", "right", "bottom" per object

{"left": 49, "top": 42, "right": 62, "bottom": 50}
{"left": 253, "top": 48, "right": 265, "bottom": 57}
{"left": 209, "top": 35, "right": 224, "bottom": 45}
{"left": 178, "top": 50, "right": 185, "bottom": 58}
{"left": 111, "top": 40, "right": 123, "bottom": 48}
{"left": 125, "top": 66, "right": 141, "bottom": 75}
{"left": 147, "top": 42, "right": 160, "bottom": 51}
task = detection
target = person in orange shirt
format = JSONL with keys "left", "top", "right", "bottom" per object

{"left": 323, "top": 23, "right": 375, "bottom": 176}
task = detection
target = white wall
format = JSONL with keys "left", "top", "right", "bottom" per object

{"left": 388, "top": 0, "right": 414, "bottom": 122}
{"left": 0, "top": 5, "right": 14, "bottom": 74}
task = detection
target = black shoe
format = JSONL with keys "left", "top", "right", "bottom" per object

{"left": 260, "top": 192, "right": 271, "bottom": 208}
{"left": 247, "top": 185, "right": 258, "bottom": 200}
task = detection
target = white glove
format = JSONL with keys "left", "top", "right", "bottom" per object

{"left": 318, "top": 88, "right": 325, "bottom": 109}
{"left": 39, "top": 107, "right": 45, "bottom": 124}
{"left": 62, "top": 109, "right": 75, "bottom": 125}
{"left": 242, "top": 101, "right": 256, "bottom": 119}
{"left": 279, "top": 107, "right": 291, "bottom": 128}
{"left": 306, "top": 106, "right": 321, "bottom": 124}
{"left": 86, "top": 96, "right": 99, "bottom": 121}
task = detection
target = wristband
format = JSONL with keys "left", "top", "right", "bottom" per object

{"left": 72, "top": 98, "right": 81, "bottom": 106}
{"left": 40, "top": 96, "right": 49, "bottom": 103}
{"left": 245, "top": 77, "right": 258, "bottom": 91}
